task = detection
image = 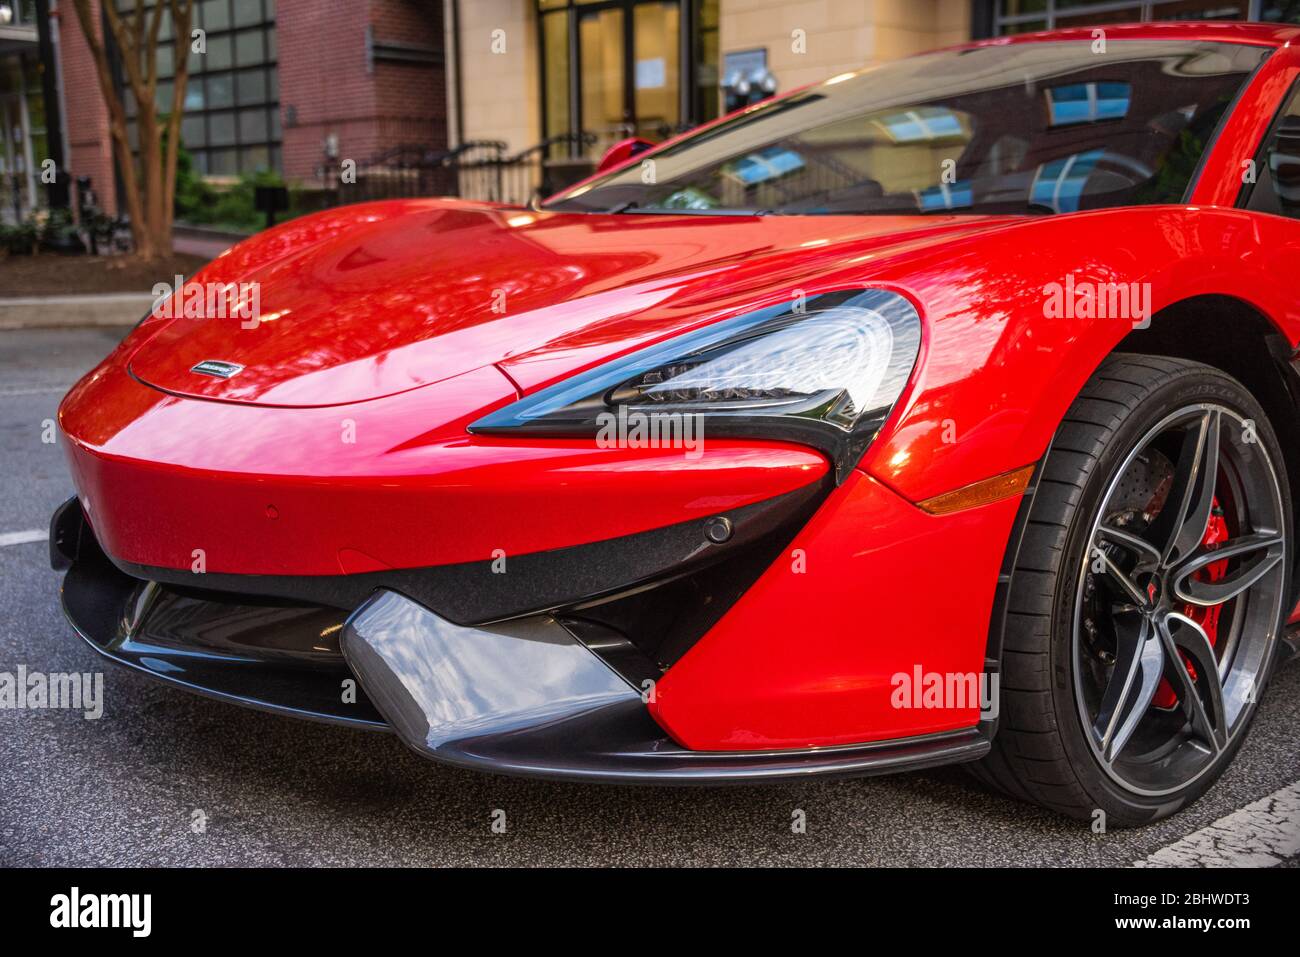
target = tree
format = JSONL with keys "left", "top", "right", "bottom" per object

{"left": 70, "top": 0, "right": 195, "bottom": 261}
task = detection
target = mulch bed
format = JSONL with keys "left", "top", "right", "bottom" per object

{"left": 0, "top": 253, "right": 211, "bottom": 297}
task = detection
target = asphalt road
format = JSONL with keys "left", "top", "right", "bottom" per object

{"left": 2, "top": 327, "right": 1298, "bottom": 866}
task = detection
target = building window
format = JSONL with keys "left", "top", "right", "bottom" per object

{"left": 1260, "top": 1, "right": 1300, "bottom": 21}
{"left": 1046, "top": 82, "right": 1131, "bottom": 126}
{"left": 918, "top": 180, "right": 974, "bottom": 211}
{"left": 989, "top": 0, "right": 1298, "bottom": 34}
{"left": 877, "top": 107, "right": 966, "bottom": 142}
{"left": 1030, "top": 149, "right": 1105, "bottom": 212}
{"left": 121, "top": 0, "right": 280, "bottom": 176}
{"left": 537, "top": 0, "right": 719, "bottom": 157}
{"left": 2, "top": 1, "right": 39, "bottom": 26}
{"left": 0, "top": 54, "right": 46, "bottom": 222}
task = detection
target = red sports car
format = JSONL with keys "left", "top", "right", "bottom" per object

{"left": 54, "top": 22, "right": 1300, "bottom": 826}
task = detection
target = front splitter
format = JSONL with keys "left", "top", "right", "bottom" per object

{"left": 342, "top": 590, "right": 991, "bottom": 784}
{"left": 56, "top": 494, "right": 990, "bottom": 783}
{"left": 60, "top": 541, "right": 387, "bottom": 731}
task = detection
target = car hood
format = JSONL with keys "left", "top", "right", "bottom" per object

{"left": 129, "top": 199, "right": 1015, "bottom": 407}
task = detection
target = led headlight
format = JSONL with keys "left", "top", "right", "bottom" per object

{"left": 470, "top": 289, "right": 922, "bottom": 482}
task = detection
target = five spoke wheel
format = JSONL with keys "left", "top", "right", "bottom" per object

{"left": 1074, "top": 404, "right": 1286, "bottom": 796}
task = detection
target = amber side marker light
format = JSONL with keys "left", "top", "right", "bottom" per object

{"left": 916, "top": 464, "right": 1035, "bottom": 516}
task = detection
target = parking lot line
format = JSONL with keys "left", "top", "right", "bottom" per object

{"left": 0, "top": 529, "right": 48, "bottom": 547}
{"left": 1133, "top": 780, "right": 1300, "bottom": 867}
{"left": 0, "top": 386, "right": 65, "bottom": 397}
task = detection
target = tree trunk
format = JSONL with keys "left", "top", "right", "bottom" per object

{"left": 69, "top": 0, "right": 194, "bottom": 262}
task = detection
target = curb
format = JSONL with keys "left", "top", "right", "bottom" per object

{"left": 174, "top": 224, "right": 252, "bottom": 259}
{"left": 0, "top": 293, "right": 154, "bottom": 330}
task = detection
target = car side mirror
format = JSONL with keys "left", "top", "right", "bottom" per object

{"left": 597, "top": 137, "right": 655, "bottom": 173}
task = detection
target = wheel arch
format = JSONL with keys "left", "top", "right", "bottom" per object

{"left": 1118, "top": 293, "right": 1300, "bottom": 616}
{"left": 983, "top": 293, "right": 1300, "bottom": 738}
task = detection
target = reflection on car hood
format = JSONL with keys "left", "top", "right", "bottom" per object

{"left": 128, "top": 198, "right": 1013, "bottom": 407}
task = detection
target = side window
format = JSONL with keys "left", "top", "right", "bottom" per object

{"left": 1247, "top": 83, "right": 1300, "bottom": 219}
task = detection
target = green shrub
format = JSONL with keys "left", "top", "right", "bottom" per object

{"left": 0, "top": 219, "right": 39, "bottom": 255}
{"left": 173, "top": 141, "right": 300, "bottom": 234}
{"left": 38, "top": 207, "right": 87, "bottom": 253}
{"left": 174, "top": 143, "right": 217, "bottom": 223}
{"left": 212, "top": 169, "right": 290, "bottom": 231}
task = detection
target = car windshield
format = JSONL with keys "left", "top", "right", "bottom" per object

{"left": 544, "top": 40, "right": 1268, "bottom": 217}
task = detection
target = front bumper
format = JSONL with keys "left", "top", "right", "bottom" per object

{"left": 56, "top": 499, "right": 991, "bottom": 783}
{"left": 56, "top": 501, "right": 385, "bottom": 730}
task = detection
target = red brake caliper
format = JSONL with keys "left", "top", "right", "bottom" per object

{"left": 1153, "top": 497, "right": 1228, "bottom": 709}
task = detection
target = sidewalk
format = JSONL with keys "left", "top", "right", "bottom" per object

{"left": 0, "top": 292, "right": 155, "bottom": 330}
{"left": 172, "top": 224, "right": 249, "bottom": 259}
{"left": 0, "top": 232, "right": 236, "bottom": 329}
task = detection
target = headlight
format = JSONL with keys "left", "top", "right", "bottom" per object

{"left": 469, "top": 288, "right": 922, "bottom": 482}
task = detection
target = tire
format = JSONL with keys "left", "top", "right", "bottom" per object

{"left": 971, "top": 354, "right": 1292, "bottom": 826}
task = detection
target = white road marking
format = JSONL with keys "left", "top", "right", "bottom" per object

{"left": 0, "top": 386, "right": 64, "bottom": 397}
{"left": 1134, "top": 780, "right": 1300, "bottom": 867}
{"left": 0, "top": 529, "right": 48, "bottom": 548}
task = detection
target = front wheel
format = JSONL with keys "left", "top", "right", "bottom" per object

{"left": 973, "top": 355, "right": 1291, "bottom": 826}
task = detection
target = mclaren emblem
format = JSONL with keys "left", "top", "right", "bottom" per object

{"left": 190, "top": 360, "right": 244, "bottom": 379}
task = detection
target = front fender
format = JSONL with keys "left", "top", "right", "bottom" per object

{"left": 859, "top": 206, "right": 1300, "bottom": 504}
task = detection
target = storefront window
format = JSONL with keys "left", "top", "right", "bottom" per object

{"left": 1260, "top": 1, "right": 1300, "bottom": 20}
{"left": 633, "top": 2, "right": 680, "bottom": 142}
{"left": 541, "top": 10, "right": 570, "bottom": 141}
{"left": 0, "top": 1, "right": 39, "bottom": 26}
{"left": 579, "top": 4, "right": 627, "bottom": 154}
{"left": 22, "top": 57, "right": 46, "bottom": 183}
{"left": 538, "top": 0, "right": 718, "bottom": 157}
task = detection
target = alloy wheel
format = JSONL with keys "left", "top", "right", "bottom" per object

{"left": 1072, "top": 403, "right": 1287, "bottom": 797}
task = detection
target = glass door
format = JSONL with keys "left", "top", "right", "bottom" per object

{"left": 632, "top": 1, "right": 680, "bottom": 142}
{"left": 543, "top": 1, "right": 685, "bottom": 158}
{"left": 578, "top": 5, "right": 628, "bottom": 158}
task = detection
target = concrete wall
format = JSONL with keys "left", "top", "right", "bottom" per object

{"left": 448, "top": 0, "right": 538, "bottom": 154}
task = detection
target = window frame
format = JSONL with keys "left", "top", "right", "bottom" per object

{"left": 536, "top": 0, "right": 713, "bottom": 157}
{"left": 1238, "top": 76, "right": 1300, "bottom": 218}
{"left": 989, "top": 0, "right": 1267, "bottom": 35}
{"left": 117, "top": 0, "right": 280, "bottom": 177}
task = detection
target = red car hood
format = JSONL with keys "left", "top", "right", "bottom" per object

{"left": 130, "top": 199, "right": 1013, "bottom": 407}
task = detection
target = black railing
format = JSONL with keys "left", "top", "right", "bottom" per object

{"left": 319, "top": 132, "right": 599, "bottom": 209}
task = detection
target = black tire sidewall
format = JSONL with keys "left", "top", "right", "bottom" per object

{"left": 1047, "top": 370, "right": 1292, "bottom": 826}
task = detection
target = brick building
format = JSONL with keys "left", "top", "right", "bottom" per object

{"left": 278, "top": 0, "right": 447, "bottom": 186}
{"left": 3, "top": 0, "right": 1300, "bottom": 221}
{"left": 449, "top": 0, "right": 1300, "bottom": 165}
{"left": 0, "top": 0, "right": 447, "bottom": 218}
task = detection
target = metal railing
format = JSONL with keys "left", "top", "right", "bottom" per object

{"left": 320, "top": 133, "right": 598, "bottom": 209}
